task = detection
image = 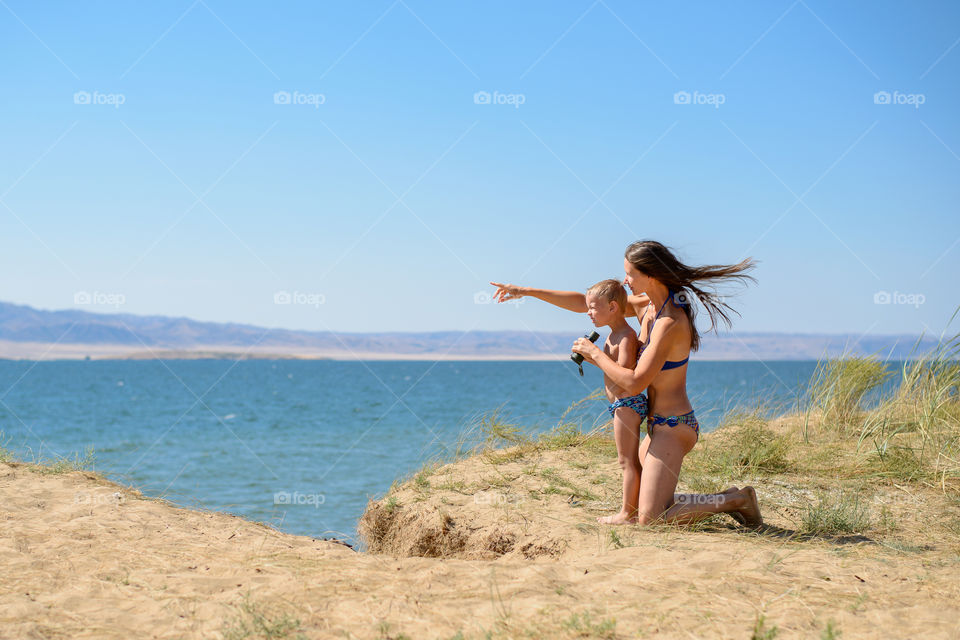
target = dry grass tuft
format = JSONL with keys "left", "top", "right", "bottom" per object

{"left": 805, "top": 354, "right": 893, "bottom": 430}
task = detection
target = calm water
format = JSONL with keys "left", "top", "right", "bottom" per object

{"left": 0, "top": 359, "right": 821, "bottom": 542}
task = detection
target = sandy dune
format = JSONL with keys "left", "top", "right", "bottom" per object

{"left": 3, "top": 416, "right": 959, "bottom": 640}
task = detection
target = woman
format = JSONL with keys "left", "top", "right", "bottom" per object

{"left": 492, "top": 240, "right": 763, "bottom": 527}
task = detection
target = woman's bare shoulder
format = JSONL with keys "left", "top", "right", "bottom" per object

{"left": 655, "top": 307, "right": 692, "bottom": 350}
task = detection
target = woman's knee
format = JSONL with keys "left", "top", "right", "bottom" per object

{"left": 635, "top": 507, "right": 663, "bottom": 526}
{"left": 636, "top": 496, "right": 668, "bottom": 523}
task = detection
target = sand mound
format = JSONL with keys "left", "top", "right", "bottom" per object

{"left": 4, "top": 414, "right": 960, "bottom": 639}
{"left": 358, "top": 444, "right": 622, "bottom": 560}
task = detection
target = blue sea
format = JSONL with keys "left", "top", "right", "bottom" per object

{"left": 0, "top": 359, "right": 822, "bottom": 542}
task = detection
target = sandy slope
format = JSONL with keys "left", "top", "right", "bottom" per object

{"left": 2, "top": 436, "right": 959, "bottom": 639}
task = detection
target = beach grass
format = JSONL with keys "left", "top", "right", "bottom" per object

{"left": 221, "top": 594, "right": 306, "bottom": 640}
{"left": 804, "top": 353, "right": 893, "bottom": 430}
{"left": 363, "top": 329, "right": 960, "bottom": 556}
{"left": 0, "top": 437, "right": 98, "bottom": 475}
{"left": 34, "top": 445, "right": 97, "bottom": 475}
{"left": 683, "top": 408, "right": 792, "bottom": 487}
{"left": 855, "top": 334, "right": 960, "bottom": 487}
{"left": 751, "top": 614, "right": 779, "bottom": 640}
{"left": 0, "top": 434, "right": 13, "bottom": 463}
{"left": 801, "top": 489, "right": 873, "bottom": 535}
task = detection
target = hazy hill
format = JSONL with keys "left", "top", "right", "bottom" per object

{"left": 0, "top": 301, "right": 940, "bottom": 360}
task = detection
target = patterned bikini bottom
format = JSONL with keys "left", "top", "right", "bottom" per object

{"left": 647, "top": 410, "right": 700, "bottom": 440}
{"left": 607, "top": 396, "right": 700, "bottom": 441}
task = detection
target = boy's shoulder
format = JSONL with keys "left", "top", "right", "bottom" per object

{"left": 608, "top": 324, "right": 638, "bottom": 345}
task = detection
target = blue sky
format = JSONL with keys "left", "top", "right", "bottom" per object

{"left": 1, "top": 1, "right": 958, "bottom": 337}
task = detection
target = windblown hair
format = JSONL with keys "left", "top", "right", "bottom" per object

{"left": 586, "top": 279, "right": 628, "bottom": 315}
{"left": 625, "top": 240, "right": 756, "bottom": 351}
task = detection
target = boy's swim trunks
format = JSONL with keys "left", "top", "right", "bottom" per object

{"left": 607, "top": 393, "right": 648, "bottom": 418}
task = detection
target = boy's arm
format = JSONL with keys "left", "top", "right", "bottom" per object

{"left": 574, "top": 317, "right": 676, "bottom": 395}
{"left": 489, "top": 282, "right": 586, "bottom": 313}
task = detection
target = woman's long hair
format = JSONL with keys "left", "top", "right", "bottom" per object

{"left": 625, "top": 240, "right": 756, "bottom": 352}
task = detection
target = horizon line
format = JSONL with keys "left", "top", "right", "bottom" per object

{"left": 0, "top": 299, "right": 945, "bottom": 339}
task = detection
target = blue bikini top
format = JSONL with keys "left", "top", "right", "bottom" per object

{"left": 639, "top": 290, "right": 689, "bottom": 371}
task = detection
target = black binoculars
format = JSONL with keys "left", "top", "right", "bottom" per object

{"left": 571, "top": 331, "right": 600, "bottom": 375}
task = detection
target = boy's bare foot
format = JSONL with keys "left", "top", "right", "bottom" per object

{"left": 597, "top": 511, "right": 638, "bottom": 525}
{"left": 733, "top": 486, "right": 763, "bottom": 527}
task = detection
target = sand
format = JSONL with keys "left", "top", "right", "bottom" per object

{"left": 2, "top": 423, "right": 960, "bottom": 639}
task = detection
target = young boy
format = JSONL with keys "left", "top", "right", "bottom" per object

{"left": 583, "top": 279, "right": 646, "bottom": 524}
{"left": 489, "top": 277, "right": 648, "bottom": 524}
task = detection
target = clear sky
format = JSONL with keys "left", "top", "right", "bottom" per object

{"left": 2, "top": 1, "right": 958, "bottom": 337}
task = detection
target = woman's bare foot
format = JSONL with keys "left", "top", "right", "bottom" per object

{"left": 597, "top": 511, "right": 638, "bottom": 525}
{"left": 720, "top": 487, "right": 747, "bottom": 525}
{"left": 733, "top": 486, "right": 763, "bottom": 527}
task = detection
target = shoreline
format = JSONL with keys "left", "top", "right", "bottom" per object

{"left": 0, "top": 333, "right": 945, "bottom": 362}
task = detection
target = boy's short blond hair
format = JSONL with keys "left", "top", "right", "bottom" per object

{"left": 586, "top": 279, "right": 628, "bottom": 314}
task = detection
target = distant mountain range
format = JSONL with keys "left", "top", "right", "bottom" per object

{"left": 0, "top": 301, "right": 942, "bottom": 360}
